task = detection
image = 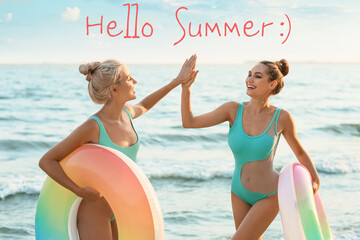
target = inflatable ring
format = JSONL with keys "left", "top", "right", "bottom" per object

{"left": 278, "top": 163, "right": 332, "bottom": 240}
{"left": 35, "top": 144, "right": 164, "bottom": 240}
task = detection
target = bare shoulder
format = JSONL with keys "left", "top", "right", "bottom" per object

{"left": 221, "top": 101, "right": 239, "bottom": 115}
{"left": 75, "top": 117, "right": 99, "bottom": 144}
{"left": 223, "top": 101, "right": 239, "bottom": 110}
{"left": 82, "top": 117, "right": 99, "bottom": 130}
{"left": 278, "top": 108, "right": 292, "bottom": 121}
{"left": 224, "top": 101, "right": 240, "bottom": 125}
{"left": 277, "top": 108, "right": 293, "bottom": 133}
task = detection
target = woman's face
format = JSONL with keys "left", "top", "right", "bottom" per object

{"left": 111, "top": 66, "right": 138, "bottom": 102}
{"left": 245, "top": 63, "right": 275, "bottom": 98}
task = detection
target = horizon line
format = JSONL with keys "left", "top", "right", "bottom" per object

{"left": 1, "top": 60, "right": 360, "bottom": 65}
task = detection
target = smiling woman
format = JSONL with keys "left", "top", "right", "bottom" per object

{"left": 180, "top": 57, "right": 321, "bottom": 239}
{"left": 246, "top": 60, "right": 289, "bottom": 96}
{"left": 37, "top": 55, "right": 197, "bottom": 240}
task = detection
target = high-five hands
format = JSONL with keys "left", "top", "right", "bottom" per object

{"left": 173, "top": 54, "right": 199, "bottom": 86}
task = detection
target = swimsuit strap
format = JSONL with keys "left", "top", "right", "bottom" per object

{"left": 263, "top": 107, "right": 282, "bottom": 138}
{"left": 263, "top": 108, "right": 279, "bottom": 134}
{"left": 274, "top": 108, "right": 282, "bottom": 137}
{"left": 266, "top": 190, "right": 278, "bottom": 197}
{"left": 89, "top": 115, "right": 108, "bottom": 144}
{"left": 123, "top": 107, "right": 133, "bottom": 120}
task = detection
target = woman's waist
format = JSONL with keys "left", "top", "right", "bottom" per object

{"left": 233, "top": 160, "right": 278, "bottom": 180}
{"left": 233, "top": 161, "right": 279, "bottom": 192}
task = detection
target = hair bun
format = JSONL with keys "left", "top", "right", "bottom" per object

{"left": 79, "top": 62, "right": 101, "bottom": 82}
{"left": 276, "top": 59, "right": 289, "bottom": 77}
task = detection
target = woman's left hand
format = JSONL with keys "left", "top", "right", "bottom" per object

{"left": 173, "top": 54, "right": 197, "bottom": 86}
{"left": 312, "top": 177, "right": 320, "bottom": 194}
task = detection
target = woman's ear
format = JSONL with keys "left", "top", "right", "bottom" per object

{"left": 110, "top": 85, "right": 118, "bottom": 95}
{"left": 270, "top": 80, "right": 278, "bottom": 90}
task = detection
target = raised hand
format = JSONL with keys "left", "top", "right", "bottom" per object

{"left": 182, "top": 69, "right": 199, "bottom": 89}
{"left": 172, "top": 54, "right": 197, "bottom": 86}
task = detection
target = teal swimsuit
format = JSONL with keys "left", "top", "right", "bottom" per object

{"left": 228, "top": 102, "right": 281, "bottom": 205}
{"left": 89, "top": 107, "right": 140, "bottom": 162}
{"left": 89, "top": 107, "right": 140, "bottom": 221}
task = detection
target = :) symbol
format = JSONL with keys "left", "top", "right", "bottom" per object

{"left": 281, "top": 14, "right": 291, "bottom": 44}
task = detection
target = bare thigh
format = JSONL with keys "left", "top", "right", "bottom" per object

{"left": 231, "top": 193, "right": 279, "bottom": 240}
{"left": 111, "top": 219, "right": 118, "bottom": 240}
{"left": 231, "top": 191, "right": 251, "bottom": 230}
{"left": 77, "top": 198, "right": 113, "bottom": 240}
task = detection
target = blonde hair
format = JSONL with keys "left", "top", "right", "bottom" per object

{"left": 79, "top": 60, "right": 126, "bottom": 104}
{"left": 260, "top": 59, "right": 289, "bottom": 95}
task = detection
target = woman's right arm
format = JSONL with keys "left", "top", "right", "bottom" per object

{"left": 38, "top": 119, "right": 102, "bottom": 201}
{"left": 181, "top": 76, "right": 236, "bottom": 128}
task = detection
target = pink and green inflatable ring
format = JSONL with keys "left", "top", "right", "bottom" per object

{"left": 35, "top": 144, "right": 164, "bottom": 240}
{"left": 278, "top": 163, "right": 333, "bottom": 240}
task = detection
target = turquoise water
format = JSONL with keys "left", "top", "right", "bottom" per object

{"left": 0, "top": 63, "right": 359, "bottom": 239}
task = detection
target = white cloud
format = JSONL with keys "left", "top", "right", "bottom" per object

{"left": 62, "top": 7, "right": 80, "bottom": 21}
{"left": 162, "top": 0, "right": 181, "bottom": 7}
{"left": 0, "top": 13, "right": 12, "bottom": 23}
{"left": 4, "top": 13, "right": 12, "bottom": 22}
{"left": 6, "top": 38, "right": 14, "bottom": 43}
{"left": 259, "top": 0, "right": 283, "bottom": 7}
{"left": 291, "top": 3, "right": 298, "bottom": 9}
{"left": 0, "top": 38, "right": 15, "bottom": 44}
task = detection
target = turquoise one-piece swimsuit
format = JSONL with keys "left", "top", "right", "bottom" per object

{"left": 228, "top": 102, "right": 281, "bottom": 205}
{"left": 89, "top": 107, "right": 140, "bottom": 162}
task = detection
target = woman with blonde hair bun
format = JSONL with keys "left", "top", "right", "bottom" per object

{"left": 181, "top": 58, "right": 320, "bottom": 239}
{"left": 39, "top": 55, "right": 197, "bottom": 239}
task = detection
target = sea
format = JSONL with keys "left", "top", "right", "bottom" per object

{"left": 0, "top": 63, "right": 359, "bottom": 239}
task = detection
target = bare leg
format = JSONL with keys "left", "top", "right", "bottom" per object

{"left": 77, "top": 198, "right": 113, "bottom": 240}
{"left": 231, "top": 193, "right": 279, "bottom": 240}
{"left": 111, "top": 219, "right": 118, "bottom": 240}
{"left": 231, "top": 191, "right": 251, "bottom": 230}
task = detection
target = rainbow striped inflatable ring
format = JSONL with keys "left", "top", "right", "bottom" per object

{"left": 278, "top": 163, "right": 332, "bottom": 240}
{"left": 35, "top": 144, "right": 164, "bottom": 240}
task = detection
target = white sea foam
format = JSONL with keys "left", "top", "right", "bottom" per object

{"left": 0, "top": 175, "right": 44, "bottom": 200}
{"left": 315, "top": 153, "right": 360, "bottom": 174}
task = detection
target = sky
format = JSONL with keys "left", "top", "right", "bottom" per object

{"left": 0, "top": 0, "right": 360, "bottom": 64}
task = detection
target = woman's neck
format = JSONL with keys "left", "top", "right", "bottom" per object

{"left": 98, "top": 100, "right": 125, "bottom": 121}
{"left": 248, "top": 97, "right": 270, "bottom": 115}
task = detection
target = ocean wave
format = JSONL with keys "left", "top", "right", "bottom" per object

{"left": 315, "top": 154, "right": 360, "bottom": 174}
{"left": 148, "top": 162, "right": 360, "bottom": 181}
{"left": 0, "top": 175, "right": 44, "bottom": 200}
{"left": 316, "top": 123, "right": 360, "bottom": 136}
{"left": 141, "top": 132, "right": 228, "bottom": 145}
{"left": 1, "top": 153, "right": 358, "bottom": 200}
{"left": 331, "top": 225, "right": 360, "bottom": 240}
{"left": 0, "top": 139, "right": 55, "bottom": 152}
{"left": 0, "top": 96, "right": 11, "bottom": 100}
{"left": 324, "top": 106, "right": 360, "bottom": 112}
{"left": 148, "top": 171, "right": 232, "bottom": 181}
{"left": 0, "top": 171, "right": 232, "bottom": 199}
{"left": 0, "top": 227, "right": 30, "bottom": 236}
{"left": 164, "top": 211, "right": 207, "bottom": 224}
{"left": 0, "top": 116, "right": 22, "bottom": 121}
{"left": 0, "top": 187, "right": 40, "bottom": 200}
